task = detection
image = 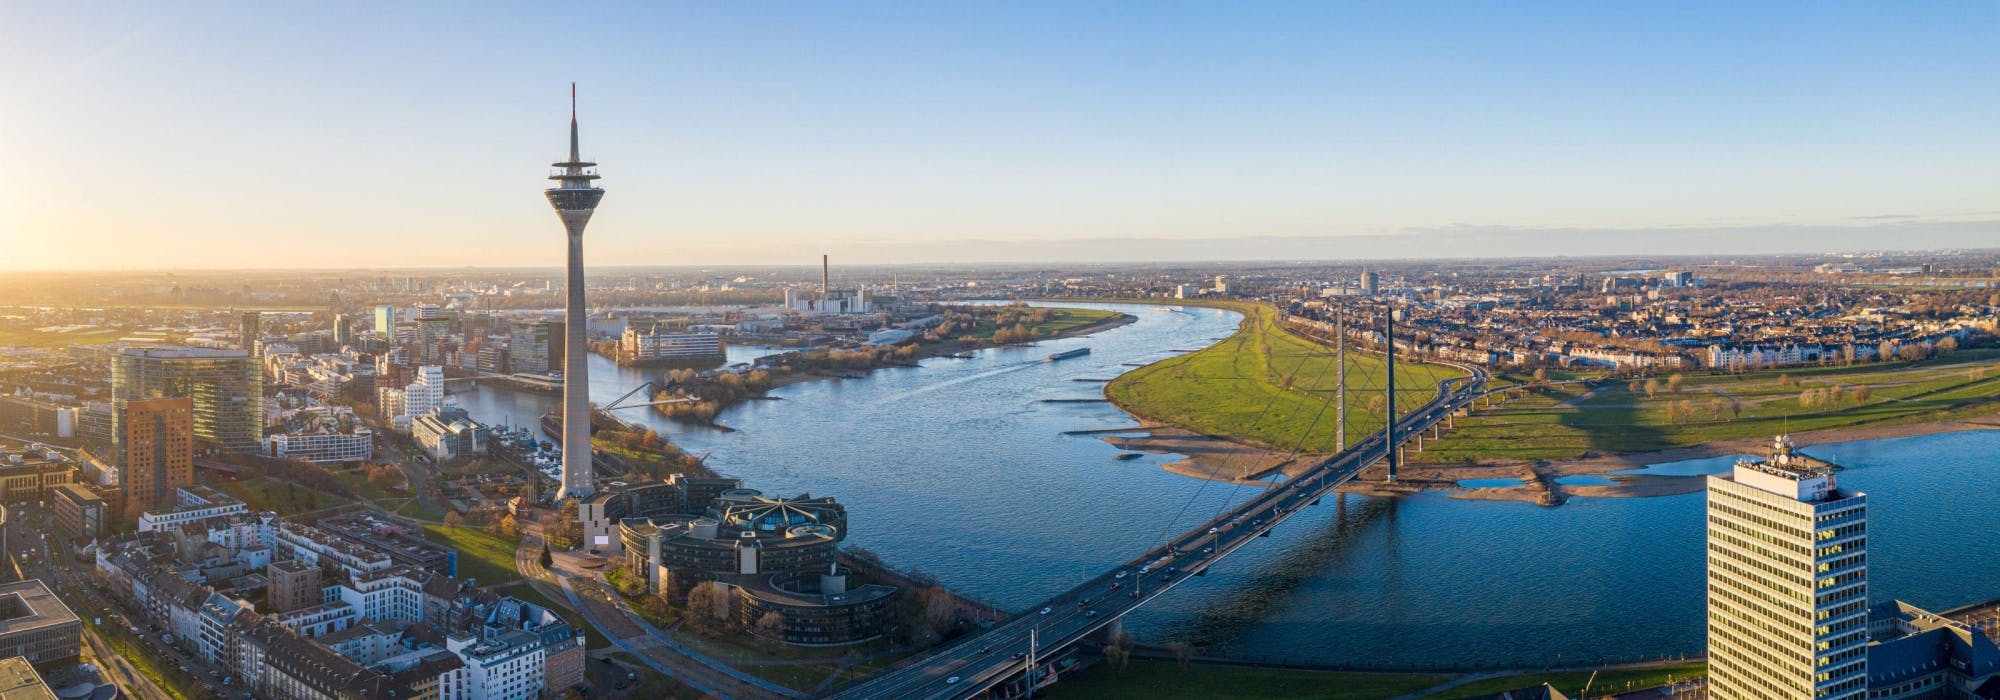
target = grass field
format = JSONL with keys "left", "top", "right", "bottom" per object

{"left": 935, "top": 306, "right": 1126, "bottom": 344}
{"left": 423, "top": 523, "right": 522, "bottom": 586}
{"left": 1107, "top": 301, "right": 1466, "bottom": 454}
{"left": 1424, "top": 662, "right": 1706, "bottom": 699}
{"left": 211, "top": 476, "right": 351, "bottom": 513}
{"left": 1420, "top": 350, "right": 2000, "bottom": 464}
{"left": 1048, "top": 661, "right": 1447, "bottom": 700}
{"left": 0, "top": 327, "right": 128, "bottom": 348}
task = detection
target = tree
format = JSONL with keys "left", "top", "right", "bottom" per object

{"left": 685, "top": 581, "right": 734, "bottom": 632}
{"left": 1667, "top": 373, "right": 1685, "bottom": 394}
{"left": 442, "top": 511, "right": 466, "bottom": 528}
{"left": 1851, "top": 385, "right": 1872, "bottom": 403}
{"left": 1532, "top": 367, "right": 1548, "bottom": 384}
{"left": 1777, "top": 373, "right": 1794, "bottom": 388}
{"left": 1165, "top": 641, "right": 1195, "bottom": 670}
{"left": 753, "top": 611, "right": 785, "bottom": 647}
{"left": 538, "top": 544, "right": 553, "bottom": 570}
{"left": 1643, "top": 378, "right": 1660, "bottom": 399}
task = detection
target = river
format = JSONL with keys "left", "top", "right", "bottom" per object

{"left": 452, "top": 301, "right": 2000, "bottom": 668}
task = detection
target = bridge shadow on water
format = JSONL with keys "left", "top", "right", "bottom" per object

{"left": 1160, "top": 494, "right": 1402, "bottom": 650}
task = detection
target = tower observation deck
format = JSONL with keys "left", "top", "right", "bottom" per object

{"left": 548, "top": 84, "right": 603, "bottom": 503}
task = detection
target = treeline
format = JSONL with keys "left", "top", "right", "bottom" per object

{"left": 650, "top": 368, "right": 777, "bottom": 424}
{"left": 926, "top": 304, "right": 1065, "bottom": 344}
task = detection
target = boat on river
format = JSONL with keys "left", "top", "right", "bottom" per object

{"left": 1048, "top": 347, "right": 1091, "bottom": 361}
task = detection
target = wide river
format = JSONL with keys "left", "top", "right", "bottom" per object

{"left": 455, "top": 302, "right": 2000, "bottom": 668}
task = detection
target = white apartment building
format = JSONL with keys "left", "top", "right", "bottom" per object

{"left": 334, "top": 567, "right": 427, "bottom": 626}
{"left": 138, "top": 486, "right": 249, "bottom": 532}
{"left": 265, "top": 428, "right": 373, "bottom": 463}
{"left": 448, "top": 631, "right": 546, "bottom": 700}
{"left": 1707, "top": 435, "right": 1869, "bottom": 700}
{"left": 276, "top": 521, "right": 394, "bottom": 578}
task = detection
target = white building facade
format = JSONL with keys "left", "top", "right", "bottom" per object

{"left": 1706, "top": 436, "right": 1869, "bottom": 700}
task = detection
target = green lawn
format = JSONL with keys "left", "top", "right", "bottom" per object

{"left": 0, "top": 327, "right": 128, "bottom": 348}
{"left": 1049, "top": 661, "right": 1448, "bottom": 700}
{"left": 1420, "top": 351, "right": 2000, "bottom": 463}
{"left": 1107, "top": 301, "right": 1464, "bottom": 454}
{"left": 933, "top": 306, "right": 1126, "bottom": 343}
{"left": 211, "top": 476, "right": 351, "bottom": 513}
{"left": 1424, "top": 662, "right": 1706, "bottom": 699}
{"left": 422, "top": 523, "right": 522, "bottom": 587}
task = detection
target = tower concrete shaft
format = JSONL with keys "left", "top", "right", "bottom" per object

{"left": 546, "top": 84, "right": 604, "bottom": 501}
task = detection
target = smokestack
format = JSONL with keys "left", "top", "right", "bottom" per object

{"left": 822, "top": 254, "right": 830, "bottom": 301}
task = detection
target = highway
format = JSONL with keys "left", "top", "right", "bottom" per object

{"left": 834, "top": 364, "right": 1488, "bottom": 700}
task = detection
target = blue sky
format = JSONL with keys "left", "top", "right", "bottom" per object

{"left": 1, "top": 2, "right": 1995, "bottom": 269}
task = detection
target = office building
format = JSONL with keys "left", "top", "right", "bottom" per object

{"left": 121, "top": 397, "right": 194, "bottom": 521}
{"left": 374, "top": 305, "right": 398, "bottom": 341}
{"left": 111, "top": 347, "right": 264, "bottom": 452}
{"left": 0, "top": 656, "right": 57, "bottom": 700}
{"left": 546, "top": 85, "right": 604, "bottom": 501}
{"left": 412, "top": 407, "right": 488, "bottom": 463}
{"left": 507, "top": 321, "right": 554, "bottom": 375}
{"left": 332, "top": 314, "right": 354, "bottom": 348}
{"left": 240, "top": 311, "right": 262, "bottom": 352}
{"left": 0, "top": 581, "right": 81, "bottom": 670}
{"left": 617, "top": 325, "right": 722, "bottom": 364}
{"left": 377, "top": 366, "right": 445, "bottom": 432}
{"left": 415, "top": 305, "right": 450, "bottom": 364}
{"left": 1706, "top": 435, "right": 1869, "bottom": 700}
{"left": 50, "top": 484, "right": 104, "bottom": 541}
{"left": 1359, "top": 268, "right": 1379, "bottom": 295}
{"left": 0, "top": 443, "right": 75, "bottom": 502}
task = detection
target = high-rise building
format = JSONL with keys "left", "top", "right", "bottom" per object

{"left": 239, "top": 311, "right": 262, "bottom": 352}
{"left": 120, "top": 397, "right": 193, "bottom": 522}
{"left": 377, "top": 366, "right": 445, "bottom": 432}
{"left": 509, "top": 321, "right": 554, "bottom": 375}
{"left": 1706, "top": 435, "right": 1869, "bottom": 700}
{"left": 332, "top": 313, "right": 353, "bottom": 348}
{"left": 415, "top": 304, "right": 450, "bottom": 364}
{"left": 374, "top": 305, "right": 398, "bottom": 340}
{"left": 1359, "top": 268, "right": 1379, "bottom": 296}
{"left": 111, "top": 347, "right": 263, "bottom": 452}
{"left": 546, "top": 84, "right": 604, "bottom": 502}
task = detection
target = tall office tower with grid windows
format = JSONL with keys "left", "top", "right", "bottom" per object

{"left": 1706, "top": 435, "right": 1869, "bottom": 700}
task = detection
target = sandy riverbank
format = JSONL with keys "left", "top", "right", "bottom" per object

{"left": 1102, "top": 417, "right": 2000, "bottom": 506}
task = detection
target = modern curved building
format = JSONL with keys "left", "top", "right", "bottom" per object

{"left": 604, "top": 478, "right": 896, "bottom": 646}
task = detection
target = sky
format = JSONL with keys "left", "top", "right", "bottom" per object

{"left": 1, "top": 1, "right": 1996, "bottom": 270}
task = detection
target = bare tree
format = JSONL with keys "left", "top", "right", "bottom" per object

{"left": 1667, "top": 373, "right": 1685, "bottom": 394}
{"left": 1643, "top": 378, "right": 1661, "bottom": 399}
{"left": 1164, "top": 641, "right": 1195, "bottom": 670}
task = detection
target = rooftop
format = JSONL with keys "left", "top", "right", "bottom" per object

{"left": 0, "top": 657, "right": 55, "bottom": 700}
{"left": 0, "top": 582, "right": 79, "bottom": 639}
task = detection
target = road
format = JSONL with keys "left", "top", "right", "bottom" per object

{"left": 835, "top": 365, "right": 1488, "bottom": 700}
{"left": 512, "top": 517, "right": 799, "bottom": 699}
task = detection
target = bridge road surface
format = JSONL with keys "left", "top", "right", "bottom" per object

{"left": 834, "top": 366, "right": 1489, "bottom": 700}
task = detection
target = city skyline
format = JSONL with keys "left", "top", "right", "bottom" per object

{"left": 4, "top": 2, "right": 1998, "bottom": 270}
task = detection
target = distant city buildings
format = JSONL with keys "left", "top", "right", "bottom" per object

{"left": 508, "top": 321, "right": 555, "bottom": 375}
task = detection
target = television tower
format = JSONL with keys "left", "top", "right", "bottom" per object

{"left": 547, "top": 84, "right": 604, "bottom": 501}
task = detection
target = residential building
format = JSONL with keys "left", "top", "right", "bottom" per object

{"left": 0, "top": 581, "right": 81, "bottom": 670}
{"left": 138, "top": 486, "right": 249, "bottom": 533}
{"left": 267, "top": 560, "right": 322, "bottom": 613}
{"left": 121, "top": 397, "right": 194, "bottom": 521}
{"left": 1707, "top": 435, "right": 1869, "bottom": 700}
{"left": 110, "top": 347, "right": 263, "bottom": 452}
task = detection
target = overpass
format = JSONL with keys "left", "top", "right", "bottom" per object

{"left": 833, "top": 363, "right": 1490, "bottom": 699}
